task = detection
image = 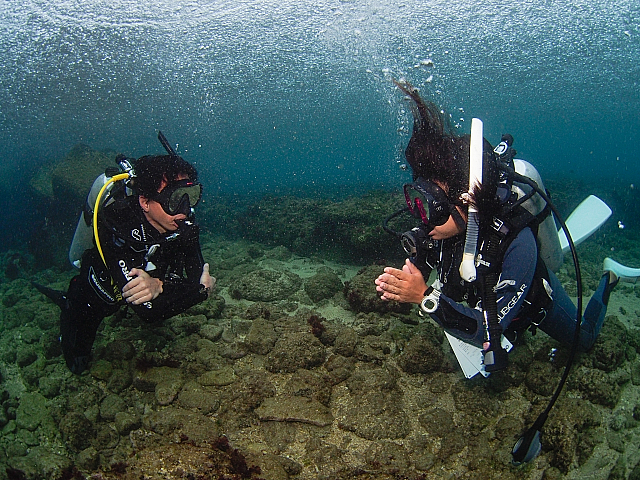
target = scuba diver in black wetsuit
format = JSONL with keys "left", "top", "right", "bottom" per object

{"left": 35, "top": 136, "right": 215, "bottom": 374}
{"left": 375, "top": 81, "right": 639, "bottom": 464}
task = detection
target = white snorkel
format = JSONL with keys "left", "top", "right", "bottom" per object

{"left": 459, "top": 118, "right": 483, "bottom": 282}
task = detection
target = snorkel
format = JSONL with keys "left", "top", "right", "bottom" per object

{"left": 158, "top": 130, "right": 179, "bottom": 159}
{"left": 459, "top": 118, "right": 483, "bottom": 283}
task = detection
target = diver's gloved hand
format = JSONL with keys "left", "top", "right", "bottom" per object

{"left": 122, "top": 269, "right": 163, "bottom": 304}
{"left": 375, "top": 258, "right": 427, "bottom": 304}
{"left": 199, "top": 263, "right": 215, "bottom": 297}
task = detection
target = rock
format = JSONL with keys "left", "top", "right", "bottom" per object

{"left": 107, "top": 369, "right": 133, "bottom": 393}
{"left": 178, "top": 381, "right": 220, "bottom": 414}
{"left": 16, "top": 428, "right": 39, "bottom": 446}
{"left": 283, "top": 368, "right": 332, "bottom": 406}
{"left": 198, "top": 366, "right": 236, "bottom": 386}
{"left": 100, "top": 394, "right": 126, "bottom": 421}
{"left": 255, "top": 396, "right": 333, "bottom": 427}
{"left": 304, "top": 436, "right": 347, "bottom": 475}
{"left": 7, "top": 445, "right": 72, "bottom": 480}
{"left": 103, "top": 340, "right": 137, "bottom": 362}
{"left": 364, "top": 440, "right": 411, "bottom": 474}
{"left": 90, "top": 359, "right": 113, "bottom": 380}
{"left": 38, "top": 376, "right": 61, "bottom": 398}
{"left": 75, "top": 446, "right": 100, "bottom": 471}
{"left": 304, "top": 267, "right": 344, "bottom": 303}
{"left": 352, "top": 337, "right": 387, "bottom": 364}
{"left": 336, "top": 366, "right": 410, "bottom": 440}
{"left": 525, "top": 361, "right": 562, "bottom": 396}
{"left": 569, "top": 366, "right": 621, "bottom": 407}
{"left": 114, "top": 411, "right": 141, "bottom": 435}
{"left": 418, "top": 407, "right": 455, "bottom": 437}
{"left": 324, "top": 353, "right": 355, "bottom": 385}
{"left": 59, "top": 412, "right": 95, "bottom": 452}
{"left": 333, "top": 327, "right": 358, "bottom": 357}
{"left": 217, "top": 372, "right": 276, "bottom": 431}
{"left": 133, "top": 366, "right": 183, "bottom": 393}
{"left": 544, "top": 398, "right": 601, "bottom": 473}
{"left": 156, "top": 376, "right": 185, "bottom": 406}
{"left": 244, "top": 318, "right": 277, "bottom": 355}
{"left": 169, "top": 314, "right": 207, "bottom": 336}
{"left": 194, "top": 339, "right": 225, "bottom": 368}
{"left": 265, "top": 332, "right": 326, "bottom": 373}
{"left": 352, "top": 312, "right": 390, "bottom": 336}
{"left": 16, "top": 347, "right": 38, "bottom": 368}
{"left": 590, "top": 316, "right": 628, "bottom": 372}
{"left": 143, "top": 406, "right": 220, "bottom": 445}
{"left": 200, "top": 323, "right": 224, "bottom": 342}
{"left": 244, "top": 452, "right": 291, "bottom": 480}
{"left": 188, "top": 294, "right": 226, "bottom": 319}
{"left": 229, "top": 268, "right": 301, "bottom": 302}
{"left": 417, "top": 406, "right": 466, "bottom": 458}
{"left": 16, "top": 392, "right": 48, "bottom": 431}
{"left": 397, "top": 335, "right": 445, "bottom": 374}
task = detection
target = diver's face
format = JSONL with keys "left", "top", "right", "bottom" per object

{"left": 140, "top": 197, "right": 186, "bottom": 233}
{"left": 139, "top": 174, "right": 189, "bottom": 233}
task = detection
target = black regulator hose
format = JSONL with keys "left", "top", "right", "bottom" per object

{"left": 382, "top": 206, "right": 410, "bottom": 238}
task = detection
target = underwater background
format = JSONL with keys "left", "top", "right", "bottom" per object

{"left": 1, "top": 1, "right": 640, "bottom": 479}
{"left": 1, "top": 0, "right": 640, "bottom": 250}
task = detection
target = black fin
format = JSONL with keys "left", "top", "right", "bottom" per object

{"left": 31, "top": 282, "right": 67, "bottom": 309}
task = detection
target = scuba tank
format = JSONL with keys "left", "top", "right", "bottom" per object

{"left": 512, "top": 159, "right": 563, "bottom": 273}
{"left": 69, "top": 173, "right": 116, "bottom": 268}
{"left": 68, "top": 156, "right": 135, "bottom": 268}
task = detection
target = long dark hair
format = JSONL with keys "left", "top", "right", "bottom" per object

{"left": 395, "top": 80, "right": 499, "bottom": 217}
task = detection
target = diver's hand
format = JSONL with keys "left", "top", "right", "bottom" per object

{"left": 122, "top": 268, "right": 163, "bottom": 305}
{"left": 200, "top": 263, "right": 216, "bottom": 297}
{"left": 375, "top": 258, "right": 427, "bottom": 304}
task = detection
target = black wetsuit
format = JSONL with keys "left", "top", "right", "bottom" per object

{"left": 61, "top": 195, "right": 208, "bottom": 373}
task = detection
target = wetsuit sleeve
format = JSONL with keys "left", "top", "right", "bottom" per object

{"left": 430, "top": 228, "right": 539, "bottom": 347}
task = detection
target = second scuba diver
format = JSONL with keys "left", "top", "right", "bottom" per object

{"left": 36, "top": 140, "right": 215, "bottom": 374}
{"left": 375, "top": 80, "right": 635, "bottom": 365}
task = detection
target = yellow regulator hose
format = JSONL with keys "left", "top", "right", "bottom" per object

{"left": 93, "top": 172, "right": 130, "bottom": 267}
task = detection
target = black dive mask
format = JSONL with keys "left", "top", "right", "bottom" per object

{"left": 153, "top": 179, "right": 202, "bottom": 216}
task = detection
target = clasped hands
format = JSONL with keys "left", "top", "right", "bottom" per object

{"left": 123, "top": 263, "right": 216, "bottom": 305}
{"left": 375, "top": 258, "right": 427, "bottom": 305}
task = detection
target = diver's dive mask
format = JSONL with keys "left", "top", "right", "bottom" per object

{"left": 153, "top": 179, "right": 202, "bottom": 216}
{"left": 403, "top": 178, "right": 453, "bottom": 228}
